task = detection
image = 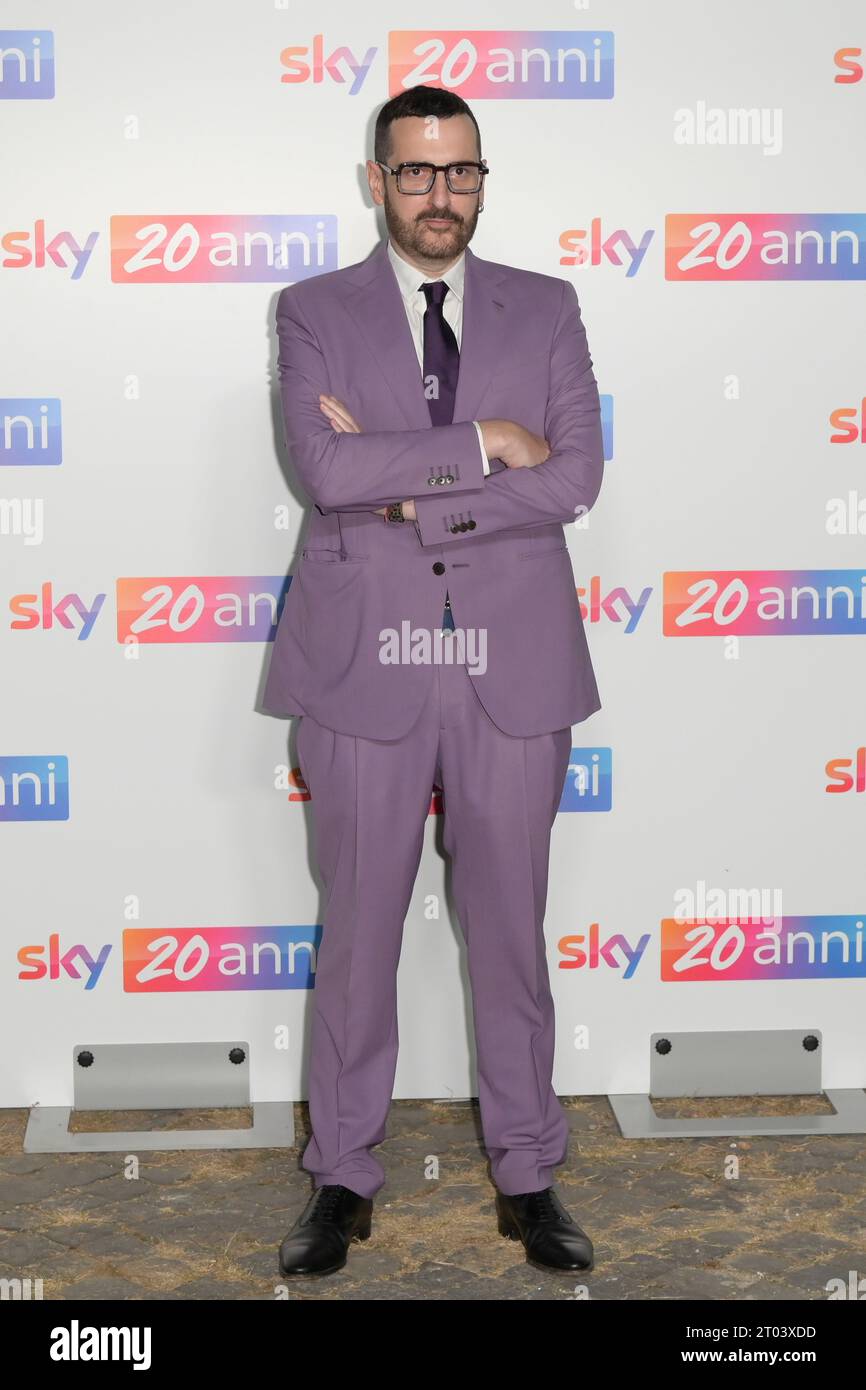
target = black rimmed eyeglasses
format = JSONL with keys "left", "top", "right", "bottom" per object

{"left": 376, "top": 160, "right": 489, "bottom": 195}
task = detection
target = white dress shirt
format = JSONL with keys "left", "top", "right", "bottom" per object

{"left": 386, "top": 238, "right": 490, "bottom": 475}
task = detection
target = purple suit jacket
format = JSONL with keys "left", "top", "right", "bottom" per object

{"left": 261, "top": 239, "right": 604, "bottom": 739}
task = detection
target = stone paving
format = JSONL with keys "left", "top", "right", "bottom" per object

{"left": 1, "top": 1094, "right": 863, "bottom": 1301}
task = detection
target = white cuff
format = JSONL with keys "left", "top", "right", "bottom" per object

{"left": 473, "top": 420, "right": 490, "bottom": 476}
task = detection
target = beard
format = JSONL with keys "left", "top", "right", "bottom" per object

{"left": 383, "top": 188, "right": 480, "bottom": 263}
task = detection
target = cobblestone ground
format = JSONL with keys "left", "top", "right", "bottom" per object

{"left": 1, "top": 1094, "right": 863, "bottom": 1301}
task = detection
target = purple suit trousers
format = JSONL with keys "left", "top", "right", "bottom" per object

{"left": 298, "top": 652, "right": 572, "bottom": 1197}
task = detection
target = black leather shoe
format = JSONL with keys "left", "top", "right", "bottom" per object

{"left": 278, "top": 1183, "right": 373, "bottom": 1276}
{"left": 496, "top": 1186, "right": 594, "bottom": 1272}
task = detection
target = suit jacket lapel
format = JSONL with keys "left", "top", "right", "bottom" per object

{"left": 453, "top": 244, "right": 507, "bottom": 426}
{"left": 342, "top": 240, "right": 431, "bottom": 429}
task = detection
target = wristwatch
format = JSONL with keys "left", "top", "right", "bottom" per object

{"left": 384, "top": 501, "right": 405, "bottom": 523}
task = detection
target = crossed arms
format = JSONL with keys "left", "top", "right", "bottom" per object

{"left": 274, "top": 276, "right": 604, "bottom": 545}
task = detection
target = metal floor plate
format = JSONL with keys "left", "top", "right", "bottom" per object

{"left": 24, "top": 1100, "right": 295, "bottom": 1153}
{"left": 609, "top": 1089, "right": 866, "bottom": 1138}
{"left": 23, "top": 1041, "right": 295, "bottom": 1152}
{"left": 609, "top": 1028, "right": 866, "bottom": 1137}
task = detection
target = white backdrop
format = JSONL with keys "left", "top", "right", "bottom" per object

{"left": 3, "top": 0, "right": 865, "bottom": 1112}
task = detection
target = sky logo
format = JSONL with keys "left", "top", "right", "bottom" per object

{"left": 664, "top": 570, "right": 866, "bottom": 635}
{"left": 390, "top": 31, "right": 614, "bottom": 99}
{"left": 666, "top": 213, "right": 866, "bottom": 280}
{"left": 18, "top": 935, "right": 110, "bottom": 989}
{"left": 279, "top": 35, "right": 378, "bottom": 94}
{"left": 0, "top": 756, "right": 68, "bottom": 821}
{"left": 110, "top": 215, "right": 337, "bottom": 283}
{"left": 0, "top": 30, "right": 54, "bottom": 98}
{"left": 559, "top": 748, "right": 612, "bottom": 811}
{"left": 559, "top": 222, "right": 654, "bottom": 276}
{"left": 1, "top": 399, "right": 61, "bottom": 466}
{"left": 10, "top": 585, "right": 106, "bottom": 638}
{"left": 117, "top": 576, "right": 290, "bottom": 643}
{"left": 123, "top": 926, "right": 322, "bottom": 991}
{"left": 2, "top": 220, "right": 99, "bottom": 280}
{"left": 577, "top": 577, "right": 653, "bottom": 632}
{"left": 558, "top": 923, "right": 651, "bottom": 979}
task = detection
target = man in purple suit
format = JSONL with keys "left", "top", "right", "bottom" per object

{"left": 265, "top": 86, "right": 604, "bottom": 1277}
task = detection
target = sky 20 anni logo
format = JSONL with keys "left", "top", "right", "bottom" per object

{"left": 9, "top": 577, "right": 291, "bottom": 641}
{"left": 279, "top": 31, "right": 614, "bottom": 98}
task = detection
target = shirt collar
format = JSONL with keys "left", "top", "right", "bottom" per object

{"left": 387, "top": 237, "right": 465, "bottom": 304}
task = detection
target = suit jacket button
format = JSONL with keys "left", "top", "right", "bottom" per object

{"left": 467, "top": 520, "right": 477, "bottom": 529}
{"left": 432, "top": 561, "right": 446, "bottom": 575}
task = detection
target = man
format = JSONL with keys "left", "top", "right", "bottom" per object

{"left": 263, "top": 85, "right": 604, "bottom": 1277}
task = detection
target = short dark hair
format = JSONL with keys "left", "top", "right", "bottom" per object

{"left": 374, "top": 85, "right": 482, "bottom": 165}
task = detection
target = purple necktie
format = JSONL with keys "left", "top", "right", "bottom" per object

{"left": 421, "top": 280, "right": 460, "bottom": 629}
